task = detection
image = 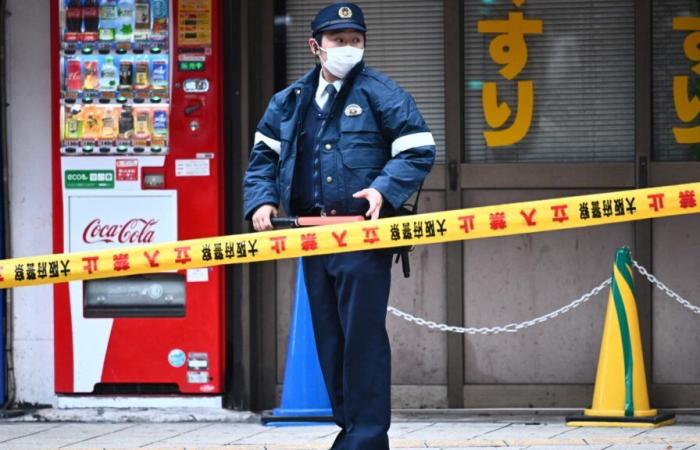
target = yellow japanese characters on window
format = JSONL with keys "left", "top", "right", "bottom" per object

{"left": 672, "top": 17, "right": 700, "bottom": 144}
{"left": 477, "top": 0, "right": 543, "bottom": 147}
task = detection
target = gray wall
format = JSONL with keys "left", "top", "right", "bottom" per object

{"left": 6, "top": 0, "right": 56, "bottom": 405}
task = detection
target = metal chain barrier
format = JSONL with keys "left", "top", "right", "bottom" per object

{"left": 387, "top": 277, "right": 612, "bottom": 335}
{"left": 632, "top": 259, "right": 700, "bottom": 315}
{"left": 388, "top": 260, "right": 700, "bottom": 334}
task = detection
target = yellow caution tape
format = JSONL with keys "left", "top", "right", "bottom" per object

{"left": 2, "top": 182, "right": 700, "bottom": 289}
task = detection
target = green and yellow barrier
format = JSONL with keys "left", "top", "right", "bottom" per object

{"left": 566, "top": 248, "right": 675, "bottom": 428}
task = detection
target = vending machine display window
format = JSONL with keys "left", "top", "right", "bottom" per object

{"left": 60, "top": 0, "right": 171, "bottom": 155}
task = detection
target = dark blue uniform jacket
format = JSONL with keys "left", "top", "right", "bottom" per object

{"left": 244, "top": 61, "right": 436, "bottom": 219}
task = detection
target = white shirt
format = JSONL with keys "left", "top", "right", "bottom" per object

{"left": 315, "top": 72, "right": 343, "bottom": 110}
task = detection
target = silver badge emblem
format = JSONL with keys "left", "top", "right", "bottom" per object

{"left": 344, "top": 104, "right": 363, "bottom": 117}
{"left": 338, "top": 6, "right": 353, "bottom": 18}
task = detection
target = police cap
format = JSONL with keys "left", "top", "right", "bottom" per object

{"left": 310, "top": 3, "right": 366, "bottom": 37}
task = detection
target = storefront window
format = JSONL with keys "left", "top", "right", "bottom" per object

{"left": 653, "top": 0, "right": 700, "bottom": 161}
{"left": 284, "top": 0, "right": 446, "bottom": 163}
{"left": 464, "top": 0, "right": 635, "bottom": 163}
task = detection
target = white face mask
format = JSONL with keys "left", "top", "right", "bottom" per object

{"left": 317, "top": 44, "right": 364, "bottom": 79}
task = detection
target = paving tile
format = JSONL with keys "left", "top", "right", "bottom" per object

{"left": 422, "top": 437, "right": 508, "bottom": 447}
{"left": 645, "top": 424, "right": 700, "bottom": 438}
{"left": 400, "top": 421, "right": 512, "bottom": 440}
{"left": 605, "top": 445, "right": 690, "bottom": 450}
{"left": 139, "top": 423, "right": 269, "bottom": 447}
{"left": 62, "top": 423, "right": 211, "bottom": 448}
{"left": 232, "top": 424, "right": 340, "bottom": 445}
{"left": 437, "top": 448, "right": 523, "bottom": 450}
{"left": 524, "top": 446, "right": 606, "bottom": 450}
{"left": 192, "top": 446, "right": 265, "bottom": 450}
{"left": 387, "top": 421, "right": 435, "bottom": 438}
{"left": 240, "top": 445, "right": 328, "bottom": 450}
{"left": 560, "top": 425, "right": 650, "bottom": 438}
{"left": 0, "top": 423, "right": 128, "bottom": 448}
{"left": 0, "top": 423, "right": 63, "bottom": 443}
{"left": 477, "top": 423, "right": 577, "bottom": 441}
{"left": 389, "top": 438, "right": 431, "bottom": 447}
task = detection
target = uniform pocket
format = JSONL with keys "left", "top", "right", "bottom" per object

{"left": 339, "top": 116, "right": 384, "bottom": 147}
{"left": 339, "top": 148, "right": 387, "bottom": 213}
{"left": 338, "top": 148, "right": 386, "bottom": 169}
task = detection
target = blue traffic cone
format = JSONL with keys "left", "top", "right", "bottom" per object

{"left": 262, "top": 258, "right": 333, "bottom": 425}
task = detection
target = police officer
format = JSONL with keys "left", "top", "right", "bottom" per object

{"left": 244, "top": 3, "right": 435, "bottom": 449}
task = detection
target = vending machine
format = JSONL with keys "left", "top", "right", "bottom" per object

{"left": 51, "top": 0, "right": 225, "bottom": 396}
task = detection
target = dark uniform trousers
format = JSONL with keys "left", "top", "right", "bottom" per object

{"left": 302, "top": 249, "right": 393, "bottom": 450}
{"left": 292, "top": 80, "right": 394, "bottom": 450}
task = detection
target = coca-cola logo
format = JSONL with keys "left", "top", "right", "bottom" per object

{"left": 83, "top": 218, "right": 158, "bottom": 244}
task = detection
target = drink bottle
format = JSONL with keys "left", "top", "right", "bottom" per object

{"left": 99, "top": 0, "right": 119, "bottom": 41}
{"left": 99, "top": 55, "right": 118, "bottom": 91}
{"left": 115, "top": 0, "right": 135, "bottom": 42}
{"left": 134, "top": 0, "right": 151, "bottom": 41}
{"left": 82, "top": 0, "right": 99, "bottom": 41}
{"left": 65, "top": 0, "right": 83, "bottom": 37}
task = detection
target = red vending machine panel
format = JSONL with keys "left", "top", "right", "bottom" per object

{"left": 51, "top": 0, "right": 224, "bottom": 395}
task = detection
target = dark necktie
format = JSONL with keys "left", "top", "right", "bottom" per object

{"left": 322, "top": 83, "right": 337, "bottom": 114}
{"left": 313, "top": 84, "right": 337, "bottom": 210}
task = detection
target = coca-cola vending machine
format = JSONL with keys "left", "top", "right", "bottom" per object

{"left": 51, "top": 0, "right": 225, "bottom": 398}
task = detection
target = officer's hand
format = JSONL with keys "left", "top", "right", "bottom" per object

{"left": 353, "top": 188, "right": 383, "bottom": 220}
{"left": 252, "top": 204, "right": 278, "bottom": 231}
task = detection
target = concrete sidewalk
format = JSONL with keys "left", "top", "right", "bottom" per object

{"left": 0, "top": 409, "right": 699, "bottom": 449}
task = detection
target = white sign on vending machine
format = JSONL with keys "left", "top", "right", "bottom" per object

{"left": 63, "top": 190, "right": 177, "bottom": 393}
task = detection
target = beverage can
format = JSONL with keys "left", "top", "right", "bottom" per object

{"left": 66, "top": 59, "right": 83, "bottom": 91}
{"left": 82, "top": 106, "right": 104, "bottom": 140}
{"left": 64, "top": 106, "right": 83, "bottom": 140}
{"left": 134, "top": 60, "right": 150, "bottom": 89}
{"left": 152, "top": 109, "right": 168, "bottom": 135}
{"left": 118, "top": 107, "right": 135, "bottom": 140}
{"left": 152, "top": 0, "right": 169, "bottom": 41}
{"left": 101, "top": 108, "right": 120, "bottom": 139}
{"left": 83, "top": 60, "right": 100, "bottom": 90}
{"left": 119, "top": 59, "right": 134, "bottom": 89}
{"left": 151, "top": 60, "right": 168, "bottom": 90}
{"left": 151, "top": 108, "right": 168, "bottom": 146}
{"left": 134, "top": 109, "right": 151, "bottom": 139}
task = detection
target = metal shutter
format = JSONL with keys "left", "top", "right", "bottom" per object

{"left": 652, "top": 1, "right": 698, "bottom": 161}
{"left": 463, "top": 0, "right": 635, "bottom": 163}
{"left": 285, "top": 0, "right": 446, "bottom": 163}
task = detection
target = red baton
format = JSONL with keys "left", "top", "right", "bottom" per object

{"left": 271, "top": 215, "right": 364, "bottom": 228}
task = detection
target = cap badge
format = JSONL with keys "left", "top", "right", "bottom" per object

{"left": 338, "top": 6, "right": 353, "bottom": 19}
{"left": 344, "top": 104, "right": 363, "bottom": 117}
